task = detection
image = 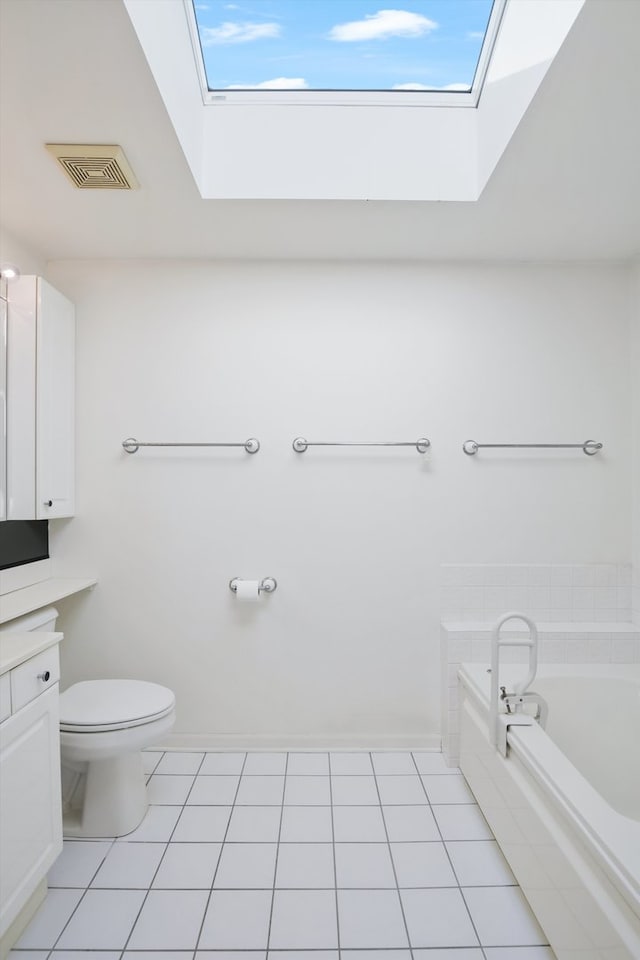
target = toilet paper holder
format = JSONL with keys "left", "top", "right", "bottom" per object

{"left": 229, "top": 577, "right": 278, "bottom": 594}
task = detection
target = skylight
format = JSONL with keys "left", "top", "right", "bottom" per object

{"left": 190, "top": 0, "right": 497, "bottom": 101}
{"left": 126, "top": 0, "right": 586, "bottom": 200}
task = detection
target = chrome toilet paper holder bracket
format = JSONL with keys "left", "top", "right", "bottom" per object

{"left": 229, "top": 577, "right": 278, "bottom": 594}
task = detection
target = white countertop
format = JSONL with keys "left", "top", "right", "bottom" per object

{"left": 0, "top": 577, "right": 97, "bottom": 624}
{"left": 0, "top": 632, "right": 63, "bottom": 676}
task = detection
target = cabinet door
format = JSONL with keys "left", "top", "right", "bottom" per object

{"left": 0, "top": 684, "right": 63, "bottom": 938}
{"left": 36, "top": 279, "right": 75, "bottom": 519}
{"left": 6, "top": 277, "right": 37, "bottom": 520}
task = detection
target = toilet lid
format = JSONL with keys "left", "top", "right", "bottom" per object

{"left": 59, "top": 679, "right": 175, "bottom": 732}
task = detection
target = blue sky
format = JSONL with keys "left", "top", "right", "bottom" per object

{"left": 193, "top": 1, "right": 495, "bottom": 91}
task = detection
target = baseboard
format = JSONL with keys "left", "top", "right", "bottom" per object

{"left": 0, "top": 878, "right": 47, "bottom": 960}
{"left": 157, "top": 733, "right": 442, "bottom": 752}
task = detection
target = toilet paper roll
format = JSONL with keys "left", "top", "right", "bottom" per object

{"left": 235, "top": 580, "right": 261, "bottom": 602}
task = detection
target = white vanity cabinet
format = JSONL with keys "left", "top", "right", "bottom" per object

{"left": 6, "top": 276, "right": 75, "bottom": 520}
{"left": 0, "top": 636, "right": 62, "bottom": 949}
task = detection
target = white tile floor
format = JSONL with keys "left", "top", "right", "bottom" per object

{"left": 10, "top": 750, "right": 556, "bottom": 960}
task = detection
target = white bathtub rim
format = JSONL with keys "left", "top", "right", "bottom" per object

{"left": 458, "top": 662, "right": 640, "bottom": 920}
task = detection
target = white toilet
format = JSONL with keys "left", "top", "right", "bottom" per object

{"left": 1, "top": 606, "right": 175, "bottom": 838}
{"left": 60, "top": 677, "right": 175, "bottom": 837}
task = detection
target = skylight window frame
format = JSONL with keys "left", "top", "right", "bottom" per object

{"left": 184, "top": 0, "right": 506, "bottom": 108}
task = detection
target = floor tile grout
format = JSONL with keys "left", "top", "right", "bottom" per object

{"left": 369, "top": 750, "right": 414, "bottom": 959}
{"left": 410, "top": 750, "right": 489, "bottom": 960}
{"left": 265, "top": 752, "right": 289, "bottom": 953}
{"left": 192, "top": 751, "right": 248, "bottom": 955}
{"left": 13, "top": 750, "right": 553, "bottom": 958}
{"left": 327, "top": 756, "right": 341, "bottom": 958}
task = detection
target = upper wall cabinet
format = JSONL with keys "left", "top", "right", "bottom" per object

{"left": 6, "top": 277, "right": 75, "bottom": 520}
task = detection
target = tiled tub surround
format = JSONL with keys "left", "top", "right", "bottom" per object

{"left": 458, "top": 666, "right": 640, "bottom": 960}
{"left": 440, "top": 621, "right": 640, "bottom": 763}
{"left": 440, "top": 564, "right": 633, "bottom": 623}
{"left": 10, "top": 750, "right": 555, "bottom": 959}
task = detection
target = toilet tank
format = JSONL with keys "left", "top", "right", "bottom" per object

{"left": 0, "top": 606, "right": 59, "bottom": 632}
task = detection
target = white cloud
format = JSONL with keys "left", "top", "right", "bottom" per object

{"left": 200, "top": 21, "right": 280, "bottom": 45}
{"left": 329, "top": 9, "right": 437, "bottom": 42}
{"left": 392, "top": 81, "right": 471, "bottom": 91}
{"left": 466, "top": 30, "right": 484, "bottom": 40}
{"left": 225, "top": 77, "right": 308, "bottom": 89}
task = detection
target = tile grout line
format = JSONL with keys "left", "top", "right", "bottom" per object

{"left": 410, "top": 751, "right": 488, "bottom": 960}
{"left": 22, "top": 750, "right": 553, "bottom": 958}
{"left": 36, "top": 743, "right": 167, "bottom": 957}
{"left": 40, "top": 831, "right": 118, "bottom": 959}
{"left": 370, "top": 752, "right": 414, "bottom": 959}
{"left": 265, "top": 752, "right": 289, "bottom": 954}
{"left": 192, "top": 751, "right": 249, "bottom": 954}
{"left": 118, "top": 749, "right": 209, "bottom": 960}
{"left": 46, "top": 881, "right": 533, "bottom": 892}
{"left": 43, "top": 741, "right": 143, "bottom": 959}
{"left": 327, "top": 752, "right": 342, "bottom": 959}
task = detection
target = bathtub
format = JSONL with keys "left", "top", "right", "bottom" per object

{"left": 458, "top": 662, "right": 640, "bottom": 960}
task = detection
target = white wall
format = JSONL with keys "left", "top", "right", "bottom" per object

{"left": 632, "top": 262, "right": 640, "bottom": 622}
{"left": 0, "top": 224, "right": 46, "bottom": 278}
{"left": 46, "top": 261, "right": 632, "bottom": 746}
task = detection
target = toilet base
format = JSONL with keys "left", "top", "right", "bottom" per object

{"left": 60, "top": 704, "right": 175, "bottom": 838}
{"left": 62, "top": 752, "right": 148, "bottom": 838}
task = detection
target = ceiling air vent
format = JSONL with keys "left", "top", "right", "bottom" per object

{"left": 45, "top": 144, "right": 139, "bottom": 189}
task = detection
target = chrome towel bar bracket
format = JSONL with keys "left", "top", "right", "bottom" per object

{"left": 122, "top": 438, "right": 260, "bottom": 454}
{"left": 462, "top": 440, "right": 602, "bottom": 456}
{"left": 292, "top": 437, "right": 430, "bottom": 454}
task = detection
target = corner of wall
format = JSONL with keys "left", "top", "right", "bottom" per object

{"left": 0, "top": 224, "right": 47, "bottom": 277}
{"left": 632, "top": 261, "right": 640, "bottom": 623}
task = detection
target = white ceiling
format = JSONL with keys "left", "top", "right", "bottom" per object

{"left": 0, "top": 0, "right": 639, "bottom": 262}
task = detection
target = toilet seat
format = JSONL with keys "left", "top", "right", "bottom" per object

{"left": 60, "top": 679, "right": 175, "bottom": 733}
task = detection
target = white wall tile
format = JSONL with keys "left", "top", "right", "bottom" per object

{"left": 549, "top": 565, "right": 572, "bottom": 586}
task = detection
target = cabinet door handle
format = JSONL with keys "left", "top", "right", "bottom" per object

{"left": 43, "top": 500, "right": 53, "bottom": 507}
{"left": 38, "top": 671, "right": 51, "bottom": 682}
